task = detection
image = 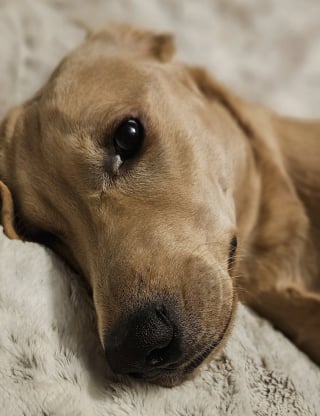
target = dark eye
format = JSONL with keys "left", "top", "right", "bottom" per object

{"left": 228, "top": 236, "right": 237, "bottom": 270}
{"left": 113, "top": 118, "right": 144, "bottom": 161}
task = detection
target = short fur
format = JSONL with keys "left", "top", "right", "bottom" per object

{"left": 0, "top": 25, "right": 319, "bottom": 386}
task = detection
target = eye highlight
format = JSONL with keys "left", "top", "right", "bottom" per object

{"left": 228, "top": 236, "right": 237, "bottom": 270}
{"left": 113, "top": 118, "right": 144, "bottom": 161}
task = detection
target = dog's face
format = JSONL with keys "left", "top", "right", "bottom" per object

{"left": 0, "top": 26, "right": 253, "bottom": 386}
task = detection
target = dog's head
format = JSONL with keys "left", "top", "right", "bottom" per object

{"left": 0, "top": 25, "right": 258, "bottom": 386}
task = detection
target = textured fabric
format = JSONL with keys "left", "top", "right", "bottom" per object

{"left": 0, "top": 1, "right": 320, "bottom": 415}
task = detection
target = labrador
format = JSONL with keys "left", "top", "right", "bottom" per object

{"left": 0, "top": 24, "right": 319, "bottom": 387}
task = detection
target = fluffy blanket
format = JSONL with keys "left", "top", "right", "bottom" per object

{"left": 0, "top": 1, "right": 319, "bottom": 415}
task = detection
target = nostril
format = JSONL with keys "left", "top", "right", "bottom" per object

{"left": 144, "top": 305, "right": 175, "bottom": 367}
{"left": 146, "top": 324, "right": 174, "bottom": 366}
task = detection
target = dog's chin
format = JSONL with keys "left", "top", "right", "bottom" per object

{"left": 111, "top": 342, "right": 219, "bottom": 388}
{"left": 148, "top": 372, "right": 188, "bottom": 388}
{"left": 113, "top": 370, "right": 189, "bottom": 388}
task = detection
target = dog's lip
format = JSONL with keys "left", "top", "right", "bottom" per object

{"left": 128, "top": 368, "right": 184, "bottom": 387}
{"left": 128, "top": 363, "right": 181, "bottom": 381}
{"left": 182, "top": 308, "right": 234, "bottom": 375}
{"left": 182, "top": 339, "right": 218, "bottom": 374}
{"left": 126, "top": 340, "right": 217, "bottom": 383}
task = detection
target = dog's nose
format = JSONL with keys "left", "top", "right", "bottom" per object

{"left": 104, "top": 303, "right": 181, "bottom": 377}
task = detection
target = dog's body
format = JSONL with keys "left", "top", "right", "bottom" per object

{"left": 0, "top": 25, "right": 319, "bottom": 387}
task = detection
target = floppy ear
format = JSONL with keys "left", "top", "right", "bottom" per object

{"left": 0, "top": 107, "right": 22, "bottom": 240}
{"left": 186, "top": 66, "right": 256, "bottom": 136}
{"left": 88, "top": 23, "right": 175, "bottom": 62}
{"left": 0, "top": 181, "right": 20, "bottom": 240}
{"left": 187, "top": 65, "right": 309, "bottom": 252}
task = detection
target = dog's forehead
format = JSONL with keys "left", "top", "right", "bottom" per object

{"left": 44, "top": 53, "right": 180, "bottom": 122}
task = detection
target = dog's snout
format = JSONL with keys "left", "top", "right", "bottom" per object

{"left": 105, "top": 303, "right": 181, "bottom": 378}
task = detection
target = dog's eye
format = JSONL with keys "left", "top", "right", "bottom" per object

{"left": 228, "top": 236, "right": 237, "bottom": 269}
{"left": 113, "top": 119, "right": 144, "bottom": 161}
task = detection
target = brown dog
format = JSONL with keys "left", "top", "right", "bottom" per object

{"left": 0, "top": 25, "right": 319, "bottom": 387}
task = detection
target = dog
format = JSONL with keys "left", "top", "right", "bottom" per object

{"left": 0, "top": 24, "right": 319, "bottom": 387}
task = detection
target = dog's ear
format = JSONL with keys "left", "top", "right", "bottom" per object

{"left": 186, "top": 66, "right": 249, "bottom": 118}
{"left": 0, "top": 107, "right": 22, "bottom": 240}
{"left": 88, "top": 24, "right": 175, "bottom": 62}
{"left": 187, "top": 65, "right": 309, "bottom": 256}
{"left": 0, "top": 181, "right": 20, "bottom": 240}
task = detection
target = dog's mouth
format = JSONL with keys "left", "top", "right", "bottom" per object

{"left": 124, "top": 339, "right": 219, "bottom": 387}
{"left": 182, "top": 339, "right": 219, "bottom": 374}
{"left": 182, "top": 308, "right": 234, "bottom": 376}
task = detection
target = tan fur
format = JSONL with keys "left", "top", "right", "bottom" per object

{"left": 0, "top": 25, "right": 319, "bottom": 386}
{"left": 0, "top": 181, "right": 19, "bottom": 240}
